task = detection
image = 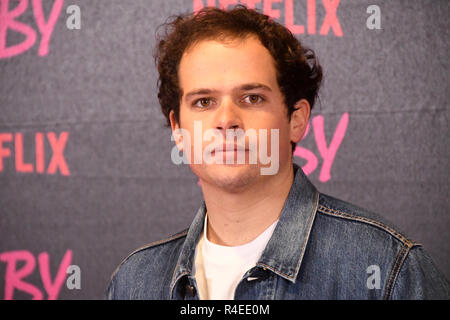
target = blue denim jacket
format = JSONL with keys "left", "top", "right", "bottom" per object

{"left": 106, "top": 165, "right": 450, "bottom": 299}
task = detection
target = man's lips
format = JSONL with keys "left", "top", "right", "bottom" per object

{"left": 213, "top": 144, "right": 248, "bottom": 152}
{"left": 216, "top": 144, "right": 248, "bottom": 152}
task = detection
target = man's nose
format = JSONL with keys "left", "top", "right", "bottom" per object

{"left": 213, "top": 97, "right": 243, "bottom": 133}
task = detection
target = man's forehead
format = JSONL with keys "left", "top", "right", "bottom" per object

{"left": 178, "top": 36, "right": 278, "bottom": 95}
{"left": 180, "top": 34, "right": 275, "bottom": 68}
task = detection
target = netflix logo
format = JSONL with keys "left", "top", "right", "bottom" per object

{"left": 0, "top": 131, "right": 70, "bottom": 176}
{"left": 193, "top": 0, "right": 343, "bottom": 36}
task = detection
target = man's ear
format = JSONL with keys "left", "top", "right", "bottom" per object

{"left": 169, "top": 110, "right": 183, "bottom": 151}
{"left": 290, "top": 99, "right": 311, "bottom": 144}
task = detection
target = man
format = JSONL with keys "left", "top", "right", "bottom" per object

{"left": 106, "top": 6, "right": 449, "bottom": 299}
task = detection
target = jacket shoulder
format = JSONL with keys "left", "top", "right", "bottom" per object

{"left": 308, "top": 193, "right": 448, "bottom": 299}
{"left": 126, "top": 228, "right": 189, "bottom": 257}
{"left": 108, "top": 228, "right": 188, "bottom": 286}
{"left": 316, "top": 193, "right": 418, "bottom": 247}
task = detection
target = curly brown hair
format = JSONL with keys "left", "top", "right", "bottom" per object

{"left": 154, "top": 5, "right": 323, "bottom": 150}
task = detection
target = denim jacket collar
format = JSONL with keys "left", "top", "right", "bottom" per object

{"left": 256, "top": 164, "right": 319, "bottom": 282}
{"left": 170, "top": 164, "right": 319, "bottom": 296}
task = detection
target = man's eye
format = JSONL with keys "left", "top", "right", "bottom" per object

{"left": 194, "top": 98, "right": 212, "bottom": 108}
{"left": 243, "top": 95, "right": 264, "bottom": 104}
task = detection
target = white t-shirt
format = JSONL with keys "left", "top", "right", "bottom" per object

{"left": 193, "top": 215, "right": 278, "bottom": 300}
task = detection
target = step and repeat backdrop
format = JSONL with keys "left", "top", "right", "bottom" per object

{"left": 0, "top": 0, "right": 448, "bottom": 299}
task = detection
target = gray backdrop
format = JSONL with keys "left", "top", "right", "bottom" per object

{"left": 0, "top": 0, "right": 448, "bottom": 299}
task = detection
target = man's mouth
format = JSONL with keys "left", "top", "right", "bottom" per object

{"left": 213, "top": 144, "right": 248, "bottom": 153}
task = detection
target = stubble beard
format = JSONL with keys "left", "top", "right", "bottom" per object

{"left": 192, "top": 163, "right": 262, "bottom": 194}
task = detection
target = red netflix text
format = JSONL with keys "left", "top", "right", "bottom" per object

{"left": 0, "top": 131, "right": 70, "bottom": 176}
{"left": 193, "top": 0, "right": 343, "bottom": 36}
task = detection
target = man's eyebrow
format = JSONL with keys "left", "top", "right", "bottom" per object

{"left": 184, "top": 88, "right": 218, "bottom": 100}
{"left": 237, "top": 83, "right": 272, "bottom": 92}
{"left": 184, "top": 83, "right": 272, "bottom": 101}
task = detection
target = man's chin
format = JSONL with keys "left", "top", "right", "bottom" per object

{"left": 193, "top": 163, "right": 261, "bottom": 193}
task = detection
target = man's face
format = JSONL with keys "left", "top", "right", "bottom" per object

{"left": 172, "top": 35, "right": 306, "bottom": 192}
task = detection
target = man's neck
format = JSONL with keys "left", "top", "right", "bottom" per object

{"left": 200, "top": 163, "right": 295, "bottom": 246}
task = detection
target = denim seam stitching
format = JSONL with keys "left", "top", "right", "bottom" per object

{"left": 108, "top": 229, "right": 189, "bottom": 283}
{"left": 317, "top": 205, "right": 412, "bottom": 245}
{"left": 383, "top": 244, "right": 406, "bottom": 300}
{"left": 143, "top": 229, "right": 189, "bottom": 250}
{"left": 257, "top": 262, "right": 291, "bottom": 281}
{"left": 383, "top": 243, "right": 412, "bottom": 300}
